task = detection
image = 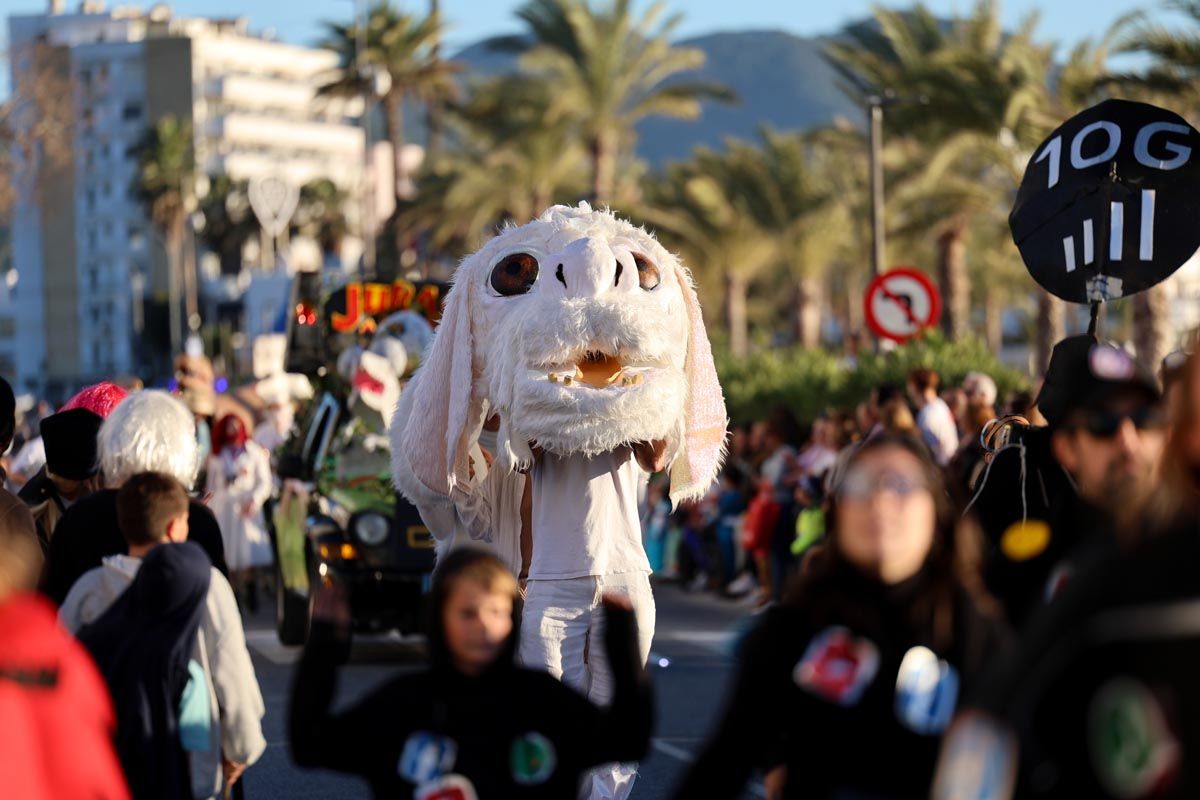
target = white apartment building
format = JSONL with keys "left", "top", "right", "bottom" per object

{"left": 6, "top": 2, "right": 382, "bottom": 397}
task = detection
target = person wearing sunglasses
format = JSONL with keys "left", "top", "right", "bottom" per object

{"left": 969, "top": 336, "right": 1165, "bottom": 630}
{"left": 673, "top": 435, "right": 1009, "bottom": 800}
{"left": 935, "top": 349, "right": 1200, "bottom": 800}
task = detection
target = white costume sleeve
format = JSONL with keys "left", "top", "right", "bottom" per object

{"left": 203, "top": 569, "right": 267, "bottom": 766}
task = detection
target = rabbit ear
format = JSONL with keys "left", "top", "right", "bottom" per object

{"left": 395, "top": 269, "right": 483, "bottom": 497}
{"left": 669, "top": 265, "right": 728, "bottom": 507}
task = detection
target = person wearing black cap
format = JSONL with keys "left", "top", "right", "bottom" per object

{"left": 967, "top": 336, "right": 1166, "bottom": 629}
{"left": 934, "top": 349, "right": 1200, "bottom": 800}
{"left": 20, "top": 408, "right": 105, "bottom": 550}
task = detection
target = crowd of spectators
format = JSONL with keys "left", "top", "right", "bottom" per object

{"left": 643, "top": 367, "right": 1027, "bottom": 607}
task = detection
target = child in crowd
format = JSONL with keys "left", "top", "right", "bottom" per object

{"left": 63, "top": 472, "right": 265, "bottom": 800}
{"left": 290, "top": 549, "right": 653, "bottom": 799}
{"left": 80, "top": 542, "right": 212, "bottom": 799}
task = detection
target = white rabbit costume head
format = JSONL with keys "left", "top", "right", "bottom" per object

{"left": 392, "top": 204, "right": 726, "bottom": 506}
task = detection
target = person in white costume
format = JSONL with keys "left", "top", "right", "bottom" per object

{"left": 206, "top": 414, "right": 274, "bottom": 608}
{"left": 392, "top": 204, "right": 727, "bottom": 800}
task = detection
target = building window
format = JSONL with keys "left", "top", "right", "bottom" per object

{"left": 122, "top": 103, "right": 142, "bottom": 121}
{"left": 0, "top": 318, "right": 14, "bottom": 339}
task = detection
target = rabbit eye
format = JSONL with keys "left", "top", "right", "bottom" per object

{"left": 633, "top": 254, "right": 660, "bottom": 291}
{"left": 490, "top": 253, "right": 539, "bottom": 296}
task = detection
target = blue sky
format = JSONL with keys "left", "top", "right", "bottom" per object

{"left": 0, "top": 0, "right": 1170, "bottom": 94}
{"left": 3, "top": 0, "right": 1167, "bottom": 53}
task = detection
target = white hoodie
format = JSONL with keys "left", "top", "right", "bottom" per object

{"left": 60, "top": 554, "right": 267, "bottom": 800}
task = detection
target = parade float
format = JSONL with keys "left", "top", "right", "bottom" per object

{"left": 269, "top": 273, "right": 448, "bottom": 646}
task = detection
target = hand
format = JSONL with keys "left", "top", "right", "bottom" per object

{"left": 764, "top": 765, "right": 787, "bottom": 800}
{"left": 633, "top": 439, "right": 669, "bottom": 473}
{"left": 222, "top": 758, "right": 247, "bottom": 787}
{"left": 517, "top": 575, "right": 528, "bottom": 600}
{"left": 240, "top": 500, "right": 255, "bottom": 518}
{"left": 600, "top": 592, "right": 633, "bottom": 612}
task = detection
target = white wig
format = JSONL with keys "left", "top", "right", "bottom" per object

{"left": 98, "top": 390, "right": 199, "bottom": 489}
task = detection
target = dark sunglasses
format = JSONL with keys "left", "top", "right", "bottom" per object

{"left": 1067, "top": 407, "right": 1166, "bottom": 438}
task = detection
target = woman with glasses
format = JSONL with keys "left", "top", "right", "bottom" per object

{"left": 672, "top": 434, "right": 1009, "bottom": 800}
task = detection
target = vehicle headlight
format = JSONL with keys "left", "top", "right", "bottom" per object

{"left": 353, "top": 513, "right": 390, "bottom": 546}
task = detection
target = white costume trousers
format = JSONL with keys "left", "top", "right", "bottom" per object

{"left": 519, "top": 572, "right": 656, "bottom": 800}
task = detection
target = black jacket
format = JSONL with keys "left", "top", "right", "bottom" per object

{"left": 974, "top": 518, "right": 1200, "bottom": 799}
{"left": 40, "top": 489, "right": 228, "bottom": 606}
{"left": 290, "top": 603, "right": 653, "bottom": 799}
{"left": 968, "top": 430, "right": 1115, "bottom": 629}
{"left": 674, "top": 562, "right": 1010, "bottom": 800}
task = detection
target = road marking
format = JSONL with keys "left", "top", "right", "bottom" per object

{"left": 246, "top": 630, "right": 300, "bottom": 665}
{"left": 650, "top": 740, "right": 767, "bottom": 798}
{"left": 245, "top": 629, "right": 428, "bottom": 665}
{"left": 653, "top": 630, "right": 733, "bottom": 643}
{"left": 652, "top": 739, "right": 696, "bottom": 763}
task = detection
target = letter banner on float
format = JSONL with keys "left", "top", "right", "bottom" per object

{"left": 1010, "top": 99, "right": 1200, "bottom": 304}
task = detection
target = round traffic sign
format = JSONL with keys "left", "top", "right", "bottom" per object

{"left": 1010, "top": 99, "right": 1200, "bottom": 304}
{"left": 864, "top": 268, "right": 941, "bottom": 343}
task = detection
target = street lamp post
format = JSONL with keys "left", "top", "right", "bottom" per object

{"left": 865, "top": 92, "right": 928, "bottom": 278}
{"left": 868, "top": 96, "right": 886, "bottom": 279}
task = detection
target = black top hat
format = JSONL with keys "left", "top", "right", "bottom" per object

{"left": 41, "top": 408, "right": 103, "bottom": 481}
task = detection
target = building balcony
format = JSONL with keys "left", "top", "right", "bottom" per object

{"left": 205, "top": 113, "right": 363, "bottom": 156}
{"left": 202, "top": 75, "right": 363, "bottom": 118}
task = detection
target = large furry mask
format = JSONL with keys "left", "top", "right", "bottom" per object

{"left": 393, "top": 204, "right": 726, "bottom": 506}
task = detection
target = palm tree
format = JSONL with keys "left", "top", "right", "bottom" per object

{"left": 131, "top": 115, "right": 194, "bottom": 357}
{"left": 1110, "top": 0, "right": 1200, "bottom": 114}
{"left": 196, "top": 174, "right": 258, "bottom": 276}
{"left": 294, "top": 179, "right": 351, "bottom": 261}
{"left": 319, "top": 3, "right": 459, "bottom": 206}
{"left": 826, "top": 1, "right": 1051, "bottom": 342}
{"left": 1109, "top": 4, "right": 1200, "bottom": 366}
{"left": 722, "top": 129, "right": 849, "bottom": 349}
{"left": 399, "top": 74, "right": 589, "bottom": 260}
{"left": 641, "top": 148, "right": 775, "bottom": 357}
{"left": 499, "top": 0, "right": 734, "bottom": 204}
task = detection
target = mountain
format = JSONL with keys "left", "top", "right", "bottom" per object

{"left": 451, "top": 29, "right": 861, "bottom": 166}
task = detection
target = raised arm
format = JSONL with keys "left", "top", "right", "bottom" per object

{"left": 574, "top": 596, "right": 654, "bottom": 766}
{"left": 289, "top": 578, "right": 375, "bottom": 775}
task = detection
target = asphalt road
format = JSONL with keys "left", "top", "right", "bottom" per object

{"left": 236, "top": 579, "right": 766, "bottom": 800}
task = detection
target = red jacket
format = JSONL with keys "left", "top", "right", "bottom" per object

{"left": 0, "top": 593, "right": 129, "bottom": 800}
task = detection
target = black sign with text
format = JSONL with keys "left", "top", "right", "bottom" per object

{"left": 1010, "top": 99, "right": 1200, "bottom": 303}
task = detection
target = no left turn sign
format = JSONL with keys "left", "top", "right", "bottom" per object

{"left": 864, "top": 268, "right": 942, "bottom": 343}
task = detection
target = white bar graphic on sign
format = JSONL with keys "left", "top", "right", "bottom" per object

{"left": 1064, "top": 236, "right": 1076, "bottom": 273}
{"left": 1110, "top": 202, "right": 1124, "bottom": 261}
{"left": 1083, "top": 219, "right": 1094, "bottom": 265}
{"left": 1140, "top": 189, "right": 1156, "bottom": 261}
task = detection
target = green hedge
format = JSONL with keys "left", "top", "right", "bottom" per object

{"left": 715, "top": 332, "right": 1029, "bottom": 424}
